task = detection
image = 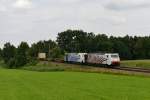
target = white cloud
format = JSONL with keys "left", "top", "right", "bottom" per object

{"left": 0, "top": 6, "right": 7, "bottom": 12}
{"left": 13, "top": 0, "right": 32, "bottom": 9}
{"left": 0, "top": 0, "right": 9, "bottom": 12}
{"left": 105, "top": 0, "right": 150, "bottom": 11}
{"left": 57, "top": 0, "right": 81, "bottom": 3}
{"left": 0, "top": 0, "right": 150, "bottom": 47}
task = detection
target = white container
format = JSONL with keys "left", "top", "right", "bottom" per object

{"left": 38, "top": 53, "right": 46, "bottom": 59}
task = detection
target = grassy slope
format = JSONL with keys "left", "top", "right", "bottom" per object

{"left": 22, "top": 61, "right": 150, "bottom": 76}
{"left": 121, "top": 60, "right": 150, "bottom": 68}
{"left": 0, "top": 68, "right": 150, "bottom": 100}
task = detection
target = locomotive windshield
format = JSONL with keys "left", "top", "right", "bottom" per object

{"left": 111, "top": 55, "right": 119, "bottom": 58}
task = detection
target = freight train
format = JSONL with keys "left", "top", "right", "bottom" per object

{"left": 64, "top": 53, "right": 120, "bottom": 66}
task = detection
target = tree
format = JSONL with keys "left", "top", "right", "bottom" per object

{"left": 86, "top": 32, "right": 96, "bottom": 52}
{"left": 14, "top": 42, "right": 29, "bottom": 67}
{"left": 144, "top": 37, "right": 150, "bottom": 59}
{"left": 94, "top": 34, "right": 113, "bottom": 52}
{"left": 57, "top": 30, "right": 89, "bottom": 52}
{"left": 2, "top": 43, "right": 16, "bottom": 64}
{"left": 133, "top": 38, "right": 146, "bottom": 59}
{"left": 28, "top": 43, "right": 39, "bottom": 58}
{"left": 113, "top": 41, "right": 132, "bottom": 59}
{"left": 0, "top": 48, "right": 2, "bottom": 59}
{"left": 29, "top": 40, "right": 56, "bottom": 58}
{"left": 42, "top": 40, "right": 57, "bottom": 58}
{"left": 50, "top": 47, "right": 64, "bottom": 60}
{"left": 1, "top": 30, "right": 150, "bottom": 66}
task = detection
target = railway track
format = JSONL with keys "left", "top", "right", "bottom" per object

{"left": 112, "top": 66, "right": 150, "bottom": 73}
{"left": 51, "top": 60, "right": 150, "bottom": 74}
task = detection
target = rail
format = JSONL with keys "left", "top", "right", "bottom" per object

{"left": 52, "top": 60, "right": 150, "bottom": 74}
{"left": 112, "top": 66, "right": 150, "bottom": 73}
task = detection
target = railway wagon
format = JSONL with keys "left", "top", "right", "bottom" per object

{"left": 38, "top": 53, "right": 46, "bottom": 60}
{"left": 64, "top": 53, "right": 120, "bottom": 66}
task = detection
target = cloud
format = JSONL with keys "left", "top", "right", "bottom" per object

{"left": 0, "top": 6, "right": 7, "bottom": 12}
{"left": 0, "top": 0, "right": 150, "bottom": 48}
{"left": 57, "top": 0, "right": 81, "bottom": 3}
{"left": 0, "top": 0, "right": 9, "bottom": 12}
{"left": 105, "top": 0, "right": 150, "bottom": 11}
{"left": 13, "top": 0, "right": 32, "bottom": 9}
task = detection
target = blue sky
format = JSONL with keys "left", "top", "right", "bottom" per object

{"left": 0, "top": 0, "right": 150, "bottom": 47}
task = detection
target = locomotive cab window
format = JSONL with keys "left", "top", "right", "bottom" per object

{"left": 111, "top": 55, "right": 118, "bottom": 58}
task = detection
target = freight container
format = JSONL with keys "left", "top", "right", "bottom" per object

{"left": 38, "top": 53, "right": 46, "bottom": 60}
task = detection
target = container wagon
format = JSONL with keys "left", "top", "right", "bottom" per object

{"left": 38, "top": 53, "right": 46, "bottom": 60}
{"left": 64, "top": 53, "right": 120, "bottom": 66}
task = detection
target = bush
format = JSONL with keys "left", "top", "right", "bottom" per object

{"left": 2, "top": 43, "right": 16, "bottom": 64}
{"left": 50, "top": 47, "right": 64, "bottom": 60}
{"left": 14, "top": 55, "right": 27, "bottom": 67}
{"left": 22, "top": 66, "right": 65, "bottom": 72}
{"left": 26, "top": 59, "right": 38, "bottom": 66}
{"left": 7, "top": 58, "right": 16, "bottom": 69}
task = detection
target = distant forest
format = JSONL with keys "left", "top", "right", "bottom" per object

{"left": 57, "top": 30, "right": 150, "bottom": 60}
{"left": 0, "top": 29, "right": 150, "bottom": 68}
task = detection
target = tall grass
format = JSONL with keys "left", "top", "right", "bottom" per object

{"left": 121, "top": 60, "right": 150, "bottom": 68}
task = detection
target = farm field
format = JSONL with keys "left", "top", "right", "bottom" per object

{"left": 121, "top": 60, "right": 150, "bottom": 68}
{"left": 0, "top": 68, "right": 150, "bottom": 100}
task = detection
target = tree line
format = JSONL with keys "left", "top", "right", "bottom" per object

{"left": 0, "top": 40, "right": 60, "bottom": 68}
{"left": 57, "top": 30, "right": 150, "bottom": 60}
{"left": 0, "top": 29, "right": 150, "bottom": 68}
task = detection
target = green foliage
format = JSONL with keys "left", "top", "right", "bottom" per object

{"left": 57, "top": 30, "right": 89, "bottom": 52}
{"left": 14, "top": 42, "right": 29, "bottom": 68}
{"left": 2, "top": 43, "right": 16, "bottom": 63}
{"left": 57, "top": 30, "right": 150, "bottom": 59}
{"left": 1, "top": 30, "right": 150, "bottom": 67}
{"left": 0, "top": 48, "right": 2, "bottom": 59}
{"left": 28, "top": 43, "right": 39, "bottom": 58}
{"left": 1, "top": 40, "right": 57, "bottom": 68}
{"left": 29, "top": 40, "right": 56, "bottom": 58}
{"left": 26, "top": 58, "right": 38, "bottom": 66}
{"left": 2, "top": 42, "right": 30, "bottom": 68}
{"left": 50, "top": 47, "right": 64, "bottom": 59}
{"left": 14, "top": 55, "right": 27, "bottom": 67}
{"left": 7, "top": 58, "right": 16, "bottom": 68}
{"left": 95, "top": 34, "right": 113, "bottom": 52}
{"left": 113, "top": 41, "right": 132, "bottom": 59}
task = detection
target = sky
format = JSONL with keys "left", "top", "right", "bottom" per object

{"left": 0, "top": 0, "right": 150, "bottom": 48}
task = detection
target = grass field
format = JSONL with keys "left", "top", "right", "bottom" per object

{"left": 121, "top": 60, "right": 150, "bottom": 68}
{"left": 0, "top": 68, "right": 150, "bottom": 100}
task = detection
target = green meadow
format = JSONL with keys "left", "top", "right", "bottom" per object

{"left": 121, "top": 60, "right": 150, "bottom": 68}
{"left": 0, "top": 68, "right": 150, "bottom": 100}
